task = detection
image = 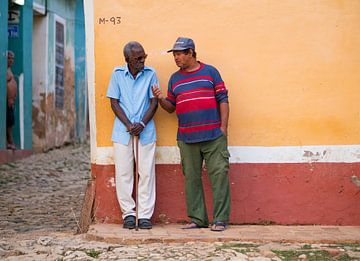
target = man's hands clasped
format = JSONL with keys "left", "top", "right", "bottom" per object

{"left": 126, "top": 122, "right": 144, "bottom": 136}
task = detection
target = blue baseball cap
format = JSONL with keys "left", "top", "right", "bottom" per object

{"left": 167, "top": 37, "right": 195, "bottom": 53}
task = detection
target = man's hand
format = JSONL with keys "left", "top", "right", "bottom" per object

{"left": 220, "top": 126, "right": 228, "bottom": 136}
{"left": 219, "top": 102, "right": 229, "bottom": 137}
{"left": 151, "top": 84, "right": 164, "bottom": 99}
{"left": 129, "top": 122, "right": 144, "bottom": 136}
{"left": 126, "top": 123, "right": 133, "bottom": 133}
{"left": 7, "top": 97, "right": 15, "bottom": 108}
{"left": 151, "top": 84, "right": 176, "bottom": 113}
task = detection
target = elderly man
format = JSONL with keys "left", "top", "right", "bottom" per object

{"left": 152, "top": 37, "right": 231, "bottom": 231}
{"left": 107, "top": 41, "right": 158, "bottom": 229}
{"left": 6, "top": 51, "right": 17, "bottom": 150}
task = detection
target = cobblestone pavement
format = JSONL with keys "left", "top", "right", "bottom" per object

{"left": 0, "top": 143, "right": 91, "bottom": 236}
{"left": 1, "top": 144, "right": 360, "bottom": 260}
{"left": 1, "top": 232, "right": 360, "bottom": 260}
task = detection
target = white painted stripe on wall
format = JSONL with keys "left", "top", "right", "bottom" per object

{"left": 94, "top": 144, "right": 360, "bottom": 165}
{"left": 95, "top": 146, "right": 114, "bottom": 165}
{"left": 84, "top": 0, "right": 98, "bottom": 164}
{"left": 229, "top": 145, "right": 360, "bottom": 163}
{"left": 19, "top": 74, "right": 24, "bottom": 149}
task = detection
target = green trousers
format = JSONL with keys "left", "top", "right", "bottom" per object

{"left": 177, "top": 135, "right": 231, "bottom": 227}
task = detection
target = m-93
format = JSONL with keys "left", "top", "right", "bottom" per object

{"left": 98, "top": 17, "right": 121, "bottom": 25}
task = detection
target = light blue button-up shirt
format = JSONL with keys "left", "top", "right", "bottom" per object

{"left": 107, "top": 65, "right": 158, "bottom": 145}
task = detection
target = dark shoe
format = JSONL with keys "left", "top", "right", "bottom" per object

{"left": 123, "top": 215, "right": 135, "bottom": 229}
{"left": 138, "top": 218, "right": 152, "bottom": 229}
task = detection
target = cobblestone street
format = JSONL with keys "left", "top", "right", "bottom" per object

{"left": 1, "top": 143, "right": 360, "bottom": 260}
{"left": 0, "top": 143, "right": 91, "bottom": 236}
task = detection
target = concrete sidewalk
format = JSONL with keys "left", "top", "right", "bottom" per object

{"left": 86, "top": 224, "right": 360, "bottom": 245}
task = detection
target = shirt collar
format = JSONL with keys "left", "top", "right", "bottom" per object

{"left": 124, "top": 65, "right": 146, "bottom": 77}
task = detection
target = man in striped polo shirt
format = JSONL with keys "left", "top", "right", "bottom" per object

{"left": 152, "top": 37, "right": 231, "bottom": 231}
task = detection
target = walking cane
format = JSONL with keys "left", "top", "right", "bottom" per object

{"left": 134, "top": 135, "right": 139, "bottom": 231}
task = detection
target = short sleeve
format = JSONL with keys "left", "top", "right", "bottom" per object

{"left": 211, "top": 67, "right": 228, "bottom": 103}
{"left": 106, "top": 71, "right": 120, "bottom": 99}
{"left": 166, "top": 77, "right": 176, "bottom": 106}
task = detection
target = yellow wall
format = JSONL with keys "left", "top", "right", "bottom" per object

{"left": 94, "top": 0, "right": 360, "bottom": 147}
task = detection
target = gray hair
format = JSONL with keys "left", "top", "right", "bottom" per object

{"left": 123, "top": 41, "right": 144, "bottom": 61}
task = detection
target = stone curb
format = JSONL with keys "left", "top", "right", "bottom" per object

{"left": 85, "top": 224, "right": 360, "bottom": 245}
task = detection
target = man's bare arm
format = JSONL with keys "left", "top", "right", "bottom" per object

{"left": 142, "top": 98, "right": 158, "bottom": 124}
{"left": 151, "top": 85, "right": 175, "bottom": 113}
{"left": 131, "top": 98, "right": 158, "bottom": 136}
{"left": 110, "top": 98, "right": 132, "bottom": 131}
{"left": 219, "top": 102, "right": 229, "bottom": 136}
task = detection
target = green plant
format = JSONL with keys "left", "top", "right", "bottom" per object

{"left": 301, "top": 244, "right": 312, "bottom": 250}
{"left": 86, "top": 249, "right": 101, "bottom": 258}
{"left": 272, "top": 250, "right": 332, "bottom": 261}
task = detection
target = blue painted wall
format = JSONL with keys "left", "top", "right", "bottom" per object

{"left": 0, "top": 1, "right": 8, "bottom": 149}
{"left": 74, "top": 0, "right": 87, "bottom": 141}
{"left": 46, "top": 0, "right": 76, "bottom": 93}
{"left": 46, "top": 0, "right": 87, "bottom": 142}
{"left": 8, "top": 0, "right": 33, "bottom": 150}
{"left": 34, "top": 0, "right": 46, "bottom": 6}
{"left": 32, "top": 0, "right": 87, "bottom": 151}
{"left": 3, "top": 0, "right": 86, "bottom": 154}
{"left": 22, "top": 0, "right": 33, "bottom": 149}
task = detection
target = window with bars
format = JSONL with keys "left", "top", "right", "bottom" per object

{"left": 55, "top": 19, "right": 65, "bottom": 109}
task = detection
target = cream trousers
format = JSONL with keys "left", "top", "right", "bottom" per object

{"left": 113, "top": 138, "right": 156, "bottom": 219}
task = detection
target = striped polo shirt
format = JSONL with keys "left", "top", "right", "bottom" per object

{"left": 166, "top": 62, "right": 228, "bottom": 143}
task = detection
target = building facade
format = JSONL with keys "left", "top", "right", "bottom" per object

{"left": 85, "top": 0, "right": 360, "bottom": 225}
{"left": 0, "top": 0, "right": 87, "bottom": 162}
{"left": 32, "top": 0, "right": 87, "bottom": 151}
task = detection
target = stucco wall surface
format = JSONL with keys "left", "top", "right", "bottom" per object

{"left": 85, "top": 0, "right": 360, "bottom": 225}
{"left": 93, "top": 0, "right": 360, "bottom": 148}
{"left": 32, "top": 0, "right": 80, "bottom": 151}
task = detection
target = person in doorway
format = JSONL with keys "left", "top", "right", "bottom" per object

{"left": 152, "top": 37, "right": 231, "bottom": 232}
{"left": 107, "top": 41, "right": 158, "bottom": 229}
{"left": 6, "top": 50, "right": 17, "bottom": 150}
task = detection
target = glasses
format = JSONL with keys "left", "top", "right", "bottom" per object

{"left": 132, "top": 54, "right": 147, "bottom": 62}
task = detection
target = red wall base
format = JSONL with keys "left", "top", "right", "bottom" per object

{"left": 92, "top": 163, "right": 360, "bottom": 225}
{"left": 0, "top": 149, "right": 32, "bottom": 164}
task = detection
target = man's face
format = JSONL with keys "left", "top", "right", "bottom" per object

{"left": 128, "top": 48, "right": 147, "bottom": 74}
{"left": 7, "top": 53, "right": 14, "bottom": 67}
{"left": 173, "top": 50, "right": 192, "bottom": 69}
